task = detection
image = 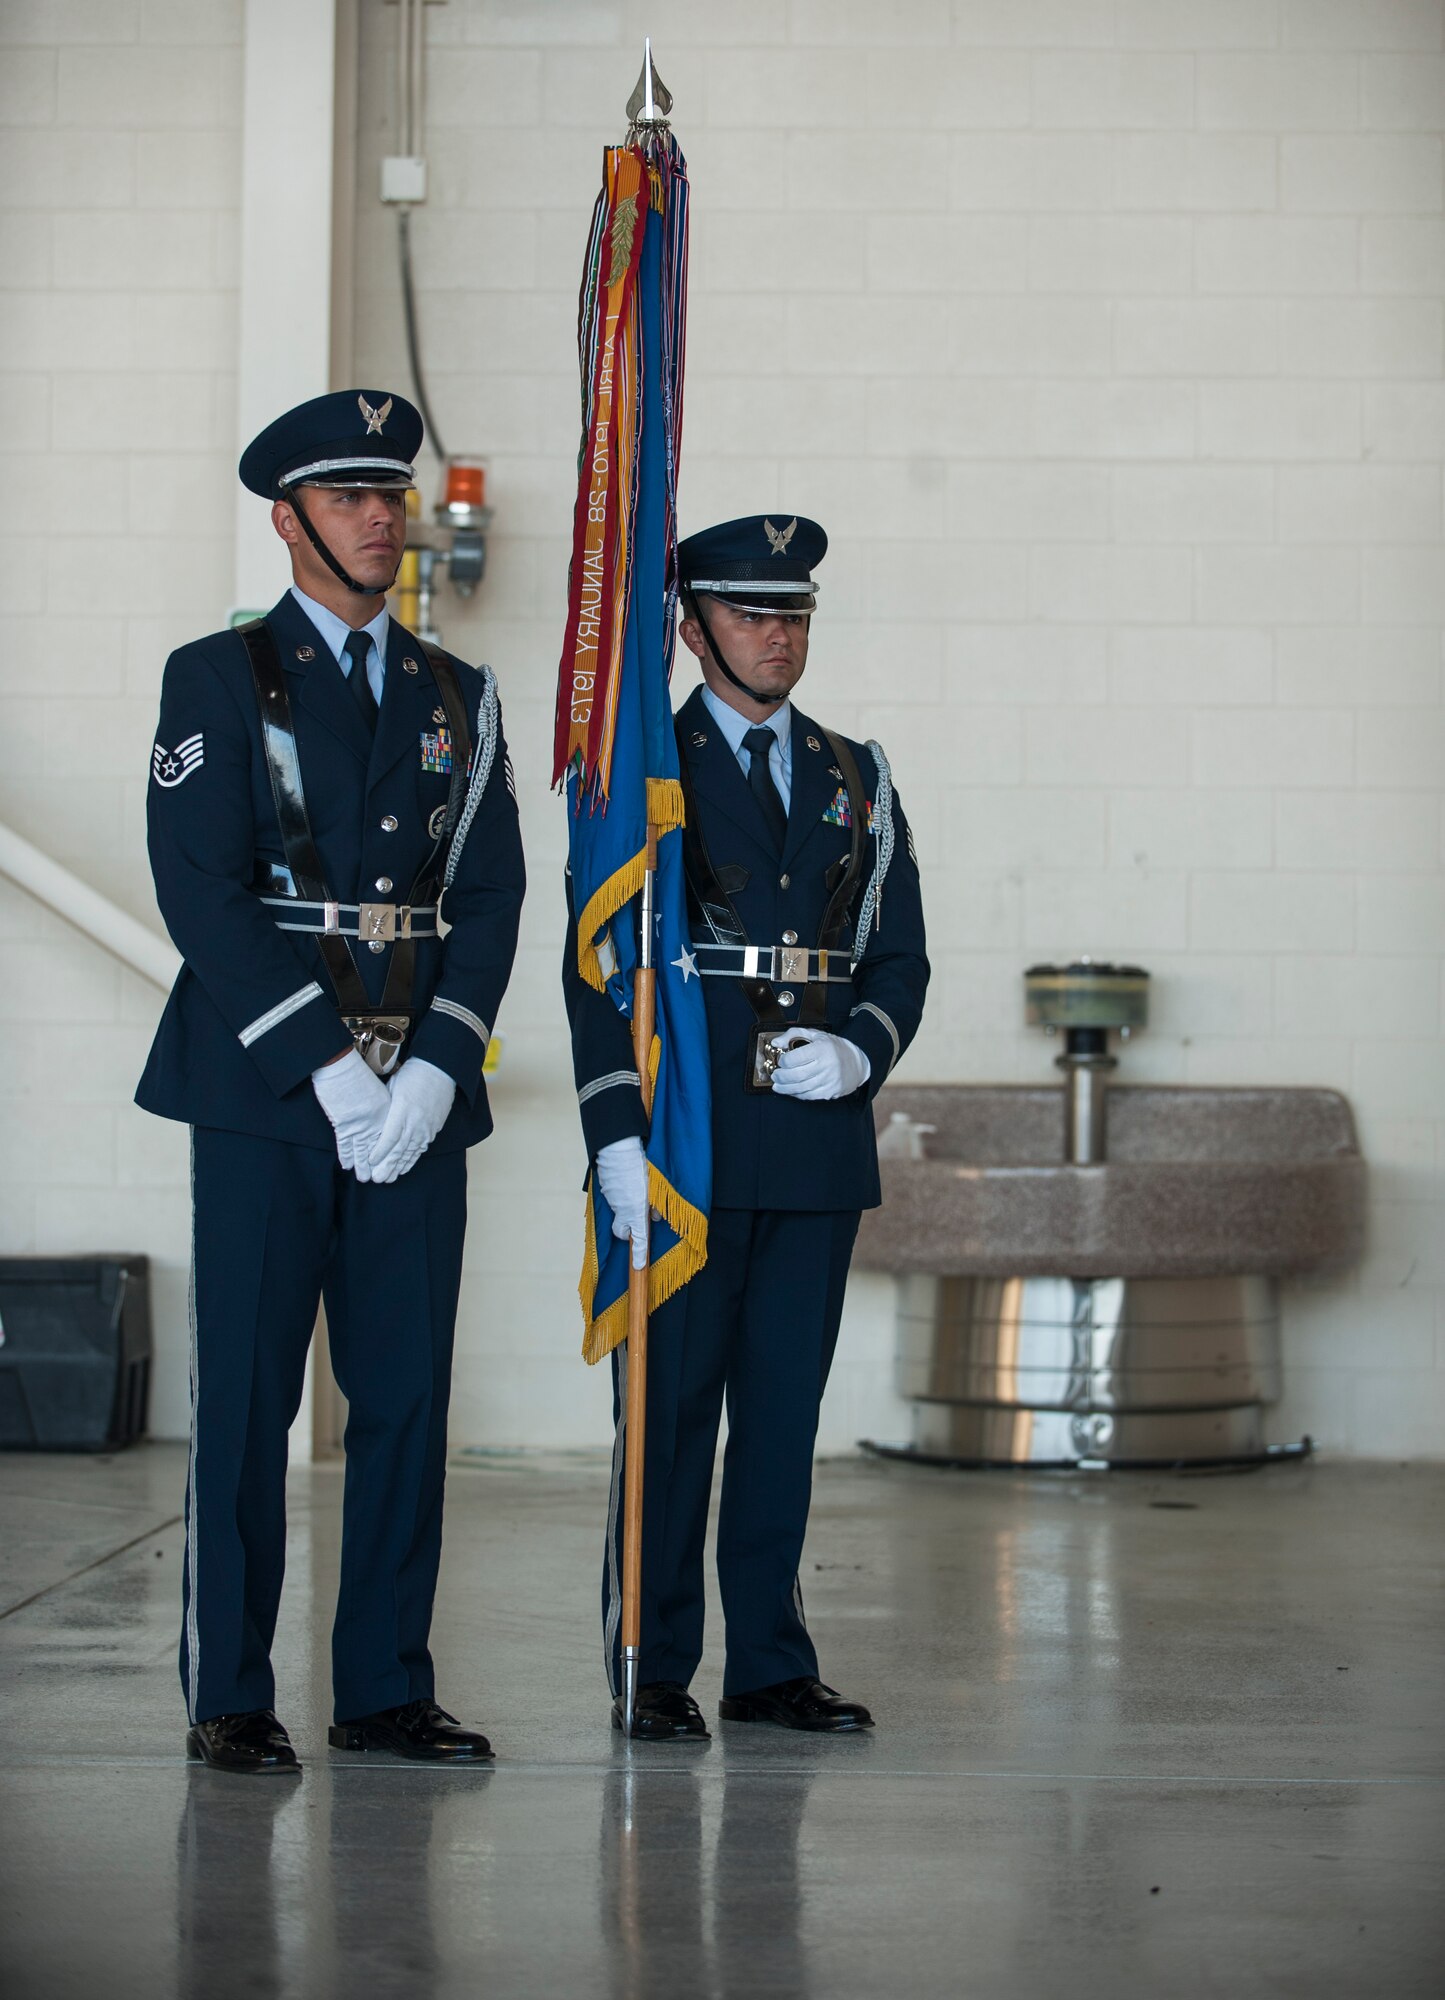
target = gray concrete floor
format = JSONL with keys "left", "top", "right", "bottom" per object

{"left": 1, "top": 1445, "right": 1442, "bottom": 1999}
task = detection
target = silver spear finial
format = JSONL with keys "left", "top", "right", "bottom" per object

{"left": 626, "top": 37, "right": 672, "bottom": 127}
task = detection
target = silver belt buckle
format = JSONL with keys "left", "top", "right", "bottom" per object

{"left": 780, "top": 945, "right": 808, "bottom": 983}
{"left": 358, "top": 901, "right": 397, "bottom": 942}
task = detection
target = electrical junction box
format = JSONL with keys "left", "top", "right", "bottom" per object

{"left": 381, "top": 155, "right": 427, "bottom": 204}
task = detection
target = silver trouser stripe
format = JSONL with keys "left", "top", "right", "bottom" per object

{"left": 238, "top": 981, "right": 324, "bottom": 1048}
{"left": 603, "top": 1341, "right": 627, "bottom": 1698}
{"left": 693, "top": 944, "right": 853, "bottom": 982}
{"left": 851, "top": 999, "right": 901, "bottom": 1072}
{"left": 185, "top": 1131, "right": 201, "bottom": 1724}
{"left": 431, "top": 997, "right": 490, "bottom": 1045}
{"left": 579, "top": 1069, "right": 641, "bottom": 1106}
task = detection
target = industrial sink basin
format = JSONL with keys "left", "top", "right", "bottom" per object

{"left": 855, "top": 1086, "right": 1365, "bottom": 1467}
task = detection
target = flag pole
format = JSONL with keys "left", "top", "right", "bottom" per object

{"left": 618, "top": 37, "right": 673, "bottom": 1744}
{"left": 621, "top": 822, "right": 658, "bottom": 1737}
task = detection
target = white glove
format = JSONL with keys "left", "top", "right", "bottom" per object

{"left": 770, "top": 1028, "right": 872, "bottom": 1102}
{"left": 595, "top": 1135, "right": 649, "bottom": 1270}
{"left": 311, "top": 1048, "right": 391, "bottom": 1180}
{"left": 367, "top": 1057, "right": 457, "bottom": 1185}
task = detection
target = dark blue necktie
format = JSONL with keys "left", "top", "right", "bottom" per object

{"left": 743, "top": 725, "right": 787, "bottom": 852}
{"left": 344, "top": 631, "right": 378, "bottom": 735}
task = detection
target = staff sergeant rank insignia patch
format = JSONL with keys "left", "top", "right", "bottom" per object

{"left": 152, "top": 732, "right": 204, "bottom": 788}
{"left": 420, "top": 728, "right": 453, "bottom": 775}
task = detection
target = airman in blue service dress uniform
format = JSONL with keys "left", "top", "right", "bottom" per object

{"left": 564, "top": 515, "right": 929, "bottom": 1739}
{"left": 137, "top": 390, "right": 525, "bottom": 1774}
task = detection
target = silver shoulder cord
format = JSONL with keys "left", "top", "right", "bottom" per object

{"left": 443, "top": 666, "right": 500, "bottom": 888}
{"left": 852, "top": 738, "right": 894, "bottom": 968}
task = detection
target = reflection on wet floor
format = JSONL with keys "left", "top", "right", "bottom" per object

{"left": 1, "top": 1446, "right": 1442, "bottom": 1998}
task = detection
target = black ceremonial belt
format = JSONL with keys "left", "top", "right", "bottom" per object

{"left": 675, "top": 718, "right": 868, "bottom": 1089}
{"left": 236, "top": 618, "right": 472, "bottom": 1072}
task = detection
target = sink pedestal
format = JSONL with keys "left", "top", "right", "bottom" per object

{"left": 899, "top": 1273, "right": 1280, "bottom": 1466}
{"left": 855, "top": 1084, "right": 1366, "bottom": 1471}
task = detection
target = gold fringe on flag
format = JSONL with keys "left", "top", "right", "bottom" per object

{"left": 578, "top": 1164, "right": 708, "bottom": 1367}
{"left": 572, "top": 779, "right": 687, "bottom": 993}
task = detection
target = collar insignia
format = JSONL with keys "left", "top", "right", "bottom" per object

{"left": 358, "top": 393, "right": 393, "bottom": 436}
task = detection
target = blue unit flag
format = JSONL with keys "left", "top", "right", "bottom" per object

{"left": 566, "top": 147, "right": 709, "bottom": 1365}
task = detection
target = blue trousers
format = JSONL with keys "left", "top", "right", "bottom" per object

{"left": 604, "top": 1206, "right": 860, "bottom": 1697}
{"left": 182, "top": 1127, "right": 467, "bottom": 1725}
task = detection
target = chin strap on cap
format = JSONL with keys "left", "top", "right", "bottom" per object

{"left": 281, "top": 483, "right": 400, "bottom": 599}
{"left": 689, "top": 593, "right": 798, "bottom": 705}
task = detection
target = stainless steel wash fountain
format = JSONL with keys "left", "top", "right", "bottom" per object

{"left": 856, "top": 964, "right": 1366, "bottom": 1467}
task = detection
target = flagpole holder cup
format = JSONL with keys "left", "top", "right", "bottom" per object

{"left": 746, "top": 1025, "right": 805, "bottom": 1093}
{"left": 346, "top": 1014, "right": 409, "bottom": 1078}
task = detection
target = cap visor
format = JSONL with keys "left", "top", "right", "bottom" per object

{"left": 690, "top": 582, "right": 818, "bottom": 614}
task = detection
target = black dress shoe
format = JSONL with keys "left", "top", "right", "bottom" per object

{"left": 186, "top": 1709, "right": 301, "bottom": 1776}
{"left": 328, "top": 1697, "right": 492, "bottom": 1762}
{"left": 718, "top": 1677, "right": 873, "bottom": 1733}
{"left": 611, "top": 1680, "right": 710, "bottom": 1741}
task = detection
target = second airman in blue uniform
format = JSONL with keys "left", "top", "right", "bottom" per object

{"left": 565, "top": 515, "right": 929, "bottom": 1738}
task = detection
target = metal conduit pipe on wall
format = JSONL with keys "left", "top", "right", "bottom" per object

{"left": 0, "top": 822, "right": 180, "bottom": 993}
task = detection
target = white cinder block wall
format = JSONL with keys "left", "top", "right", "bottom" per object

{"left": 2, "top": 0, "right": 1441, "bottom": 1459}
{"left": 0, "top": 0, "right": 242, "bottom": 1438}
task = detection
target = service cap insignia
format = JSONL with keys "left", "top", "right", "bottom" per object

{"left": 763, "top": 517, "right": 797, "bottom": 556}
{"left": 358, "top": 393, "right": 393, "bottom": 436}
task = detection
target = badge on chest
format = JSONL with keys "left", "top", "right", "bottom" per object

{"left": 420, "top": 728, "right": 453, "bottom": 774}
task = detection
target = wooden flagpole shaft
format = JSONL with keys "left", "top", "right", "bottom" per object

{"left": 621, "top": 826, "right": 659, "bottom": 1735}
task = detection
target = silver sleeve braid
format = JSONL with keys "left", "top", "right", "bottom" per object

{"left": 443, "top": 665, "right": 500, "bottom": 889}
{"left": 852, "top": 738, "right": 894, "bottom": 968}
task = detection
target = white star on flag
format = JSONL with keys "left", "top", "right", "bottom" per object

{"left": 671, "top": 948, "right": 698, "bottom": 982}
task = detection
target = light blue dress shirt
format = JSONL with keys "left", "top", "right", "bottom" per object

{"left": 290, "top": 585, "right": 389, "bottom": 708}
{"left": 699, "top": 683, "right": 793, "bottom": 812}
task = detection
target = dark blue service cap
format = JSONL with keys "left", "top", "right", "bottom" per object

{"left": 677, "top": 514, "right": 826, "bottom": 614}
{"left": 238, "top": 389, "right": 423, "bottom": 499}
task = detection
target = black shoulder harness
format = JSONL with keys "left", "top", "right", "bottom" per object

{"left": 236, "top": 617, "right": 472, "bottom": 1029}
{"left": 673, "top": 715, "right": 869, "bottom": 1030}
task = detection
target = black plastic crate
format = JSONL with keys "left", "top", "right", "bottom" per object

{"left": 0, "top": 1256, "right": 152, "bottom": 1451}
